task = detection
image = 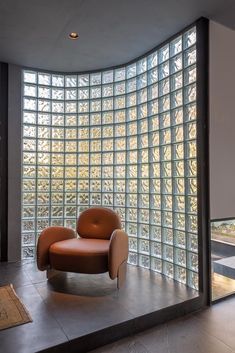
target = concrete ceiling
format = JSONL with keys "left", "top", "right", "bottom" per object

{"left": 0, "top": 0, "right": 234, "bottom": 72}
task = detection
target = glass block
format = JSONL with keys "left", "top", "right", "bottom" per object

{"left": 127, "top": 63, "right": 136, "bottom": 79}
{"left": 78, "top": 101, "right": 89, "bottom": 113}
{"left": 171, "top": 54, "right": 182, "bottom": 74}
{"left": 170, "top": 36, "right": 182, "bottom": 56}
{"left": 187, "top": 271, "right": 198, "bottom": 290}
{"left": 65, "top": 75, "right": 77, "bottom": 87}
{"left": 163, "top": 261, "right": 174, "bottom": 278}
{"left": 174, "top": 213, "right": 185, "bottom": 230}
{"left": 173, "top": 143, "right": 184, "bottom": 160}
{"left": 188, "top": 232, "right": 198, "bottom": 252}
{"left": 162, "top": 227, "right": 173, "bottom": 244}
{"left": 161, "top": 179, "right": 171, "bottom": 195}
{"left": 78, "top": 166, "right": 89, "bottom": 178}
{"left": 127, "top": 208, "right": 137, "bottom": 222}
{"left": 65, "top": 179, "right": 76, "bottom": 191}
{"left": 175, "top": 230, "right": 186, "bottom": 249}
{"left": 163, "top": 244, "right": 174, "bottom": 262}
{"left": 22, "top": 246, "right": 35, "bottom": 259}
{"left": 65, "top": 192, "right": 77, "bottom": 204}
{"left": 126, "top": 180, "right": 136, "bottom": 194}
{"left": 24, "top": 98, "right": 37, "bottom": 111}
{"left": 22, "top": 193, "right": 35, "bottom": 205}
{"left": 77, "top": 114, "right": 88, "bottom": 126}
{"left": 140, "top": 239, "right": 150, "bottom": 255}
{"left": 149, "top": 68, "right": 158, "bottom": 85}
{"left": 184, "top": 46, "right": 196, "bottom": 67}
{"left": 22, "top": 233, "right": 35, "bottom": 246}
{"left": 127, "top": 78, "right": 137, "bottom": 94}
{"left": 91, "top": 73, "right": 101, "bottom": 86}
{"left": 140, "top": 255, "right": 150, "bottom": 268}
{"left": 51, "top": 166, "right": 63, "bottom": 178}
{"left": 150, "top": 226, "right": 161, "bottom": 242}
{"left": 151, "top": 242, "right": 162, "bottom": 258}
{"left": 175, "top": 248, "right": 186, "bottom": 267}
{"left": 175, "top": 195, "right": 185, "bottom": 212}
{"left": 37, "top": 206, "right": 49, "bottom": 217}
{"left": 151, "top": 195, "right": 161, "bottom": 209}
{"left": 66, "top": 102, "right": 77, "bottom": 113}
{"left": 22, "top": 220, "right": 35, "bottom": 232}
{"left": 173, "top": 125, "right": 184, "bottom": 143}
{"left": 185, "top": 103, "right": 196, "bottom": 122}
{"left": 162, "top": 211, "right": 172, "bottom": 228}
{"left": 52, "top": 75, "right": 64, "bottom": 87}
{"left": 129, "top": 237, "right": 138, "bottom": 252}
{"left": 52, "top": 88, "right": 64, "bottom": 100}
{"left": 187, "top": 159, "right": 197, "bottom": 177}
{"left": 175, "top": 266, "right": 186, "bottom": 284}
{"left": 151, "top": 210, "right": 161, "bottom": 226}
{"left": 159, "top": 62, "right": 169, "bottom": 81}
{"left": 127, "top": 223, "right": 137, "bottom": 237}
{"left": 78, "top": 74, "right": 89, "bottom": 86}
{"left": 188, "top": 196, "right": 197, "bottom": 214}
{"left": 102, "top": 193, "right": 113, "bottom": 206}
{"left": 23, "top": 166, "right": 35, "bottom": 178}
{"left": 24, "top": 84, "right": 37, "bottom": 97}
{"left": 102, "top": 139, "right": 113, "bottom": 151}
{"left": 128, "top": 252, "right": 138, "bottom": 265}
{"left": 185, "top": 64, "right": 196, "bottom": 85}
{"left": 184, "top": 27, "right": 196, "bottom": 49}
{"left": 103, "top": 98, "right": 113, "bottom": 111}
{"left": 38, "top": 73, "right": 51, "bottom": 85}
{"left": 188, "top": 252, "right": 198, "bottom": 272}
{"left": 171, "top": 72, "right": 183, "bottom": 92}
{"left": 91, "top": 99, "right": 101, "bottom": 112}
{"left": 65, "top": 219, "right": 76, "bottom": 228}
{"left": 173, "top": 161, "right": 184, "bottom": 179}
{"left": 102, "top": 70, "right": 114, "bottom": 84}
{"left": 151, "top": 258, "right": 162, "bottom": 273}
{"left": 23, "top": 112, "right": 36, "bottom": 124}
{"left": 95, "top": 190, "right": 108, "bottom": 205}
{"left": 115, "top": 68, "right": 125, "bottom": 82}
{"left": 90, "top": 179, "right": 101, "bottom": 192}
{"left": 159, "top": 78, "right": 169, "bottom": 97}
{"left": 24, "top": 71, "right": 37, "bottom": 84}
{"left": 186, "top": 141, "right": 197, "bottom": 159}
{"left": 188, "top": 178, "right": 197, "bottom": 195}
{"left": 102, "top": 84, "right": 113, "bottom": 97}
{"left": 172, "top": 89, "right": 183, "bottom": 108}
{"left": 90, "top": 167, "right": 101, "bottom": 178}
{"left": 185, "top": 84, "right": 197, "bottom": 105}
{"left": 51, "top": 206, "right": 64, "bottom": 217}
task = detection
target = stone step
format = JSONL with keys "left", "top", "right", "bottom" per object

{"left": 213, "top": 256, "right": 235, "bottom": 279}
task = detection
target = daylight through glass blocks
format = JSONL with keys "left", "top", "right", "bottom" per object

{"left": 22, "top": 26, "right": 198, "bottom": 289}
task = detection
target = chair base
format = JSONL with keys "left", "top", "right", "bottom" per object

{"left": 47, "top": 268, "right": 61, "bottom": 280}
{"left": 117, "top": 261, "right": 127, "bottom": 289}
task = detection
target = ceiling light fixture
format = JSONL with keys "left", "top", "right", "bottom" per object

{"left": 69, "top": 32, "right": 79, "bottom": 40}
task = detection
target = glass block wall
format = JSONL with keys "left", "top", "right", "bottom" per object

{"left": 22, "top": 25, "right": 199, "bottom": 289}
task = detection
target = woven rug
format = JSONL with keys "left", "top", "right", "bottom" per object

{"left": 0, "top": 284, "right": 32, "bottom": 330}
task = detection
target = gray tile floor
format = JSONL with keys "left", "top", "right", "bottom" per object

{"left": 90, "top": 295, "right": 235, "bottom": 353}
{"left": 0, "top": 261, "right": 196, "bottom": 353}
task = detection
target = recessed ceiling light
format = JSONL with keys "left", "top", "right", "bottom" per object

{"left": 69, "top": 32, "right": 79, "bottom": 40}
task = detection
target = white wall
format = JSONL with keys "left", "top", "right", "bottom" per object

{"left": 210, "top": 21, "right": 235, "bottom": 219}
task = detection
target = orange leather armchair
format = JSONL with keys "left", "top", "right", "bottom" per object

{"left": 37, "top": 207, "right": 129, "bottom": 288}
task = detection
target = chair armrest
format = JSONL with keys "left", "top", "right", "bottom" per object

{"left": 37, "top": 226, "right": 76, "bottom": 271}
{"left": 108, "top": 229, "right": 129, "bottom": 280}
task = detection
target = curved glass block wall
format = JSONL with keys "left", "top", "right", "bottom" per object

{"left": 22, "top": 25, "right": 198, "bottom": 289}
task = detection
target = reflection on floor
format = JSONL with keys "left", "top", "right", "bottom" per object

{"left": 90, "top": 294, "right": 235, "bottom": 353}
{"left": 0, "top": 261, "right": 198, "bottom": 353}
{"left": 212, "top": 272, "right": 235, "bottom": 300}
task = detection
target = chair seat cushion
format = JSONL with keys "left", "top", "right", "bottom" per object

{"left": 49, "top": 238, "right": 110, "bottom": 274}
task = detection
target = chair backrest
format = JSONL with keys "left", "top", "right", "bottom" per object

{"left": 77, "top": 207, "right": 121, "bottom": 240}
